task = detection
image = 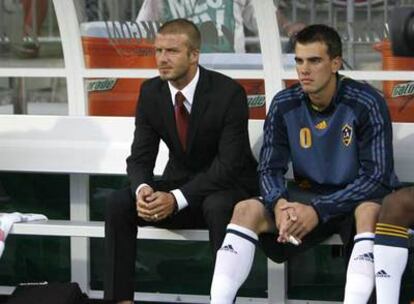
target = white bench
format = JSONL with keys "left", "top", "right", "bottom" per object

{"left": 1, "top": 115, "right": 414, "bottom": 304}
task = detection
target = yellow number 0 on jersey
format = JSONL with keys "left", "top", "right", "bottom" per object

{"left": 300, "top": 128, "right": 312, "bottom": 149}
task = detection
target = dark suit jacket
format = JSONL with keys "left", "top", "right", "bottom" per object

{"left": 126, "top": 66, "right": 258, "bottom": 205}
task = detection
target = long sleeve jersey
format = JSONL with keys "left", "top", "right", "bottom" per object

{"left": 259, "top": 75, "right": 400, "bottom": 223}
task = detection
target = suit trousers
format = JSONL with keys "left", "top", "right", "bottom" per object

{"left": 103, "top": 181, "right": 250, "bottom": 301}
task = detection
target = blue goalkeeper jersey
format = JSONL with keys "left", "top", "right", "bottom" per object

{"left": 259, "top": 75, "right": 400, "bottom": 223}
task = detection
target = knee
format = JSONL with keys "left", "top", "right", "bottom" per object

{"left": 105, "top": 188, "right": 134, "bottom": 223}
{"left": 380, "top": 187, "right": 414, "bottom": 224}
{"left": 354, "top": 201, "right": 380, "bottom": 232}
{"left": 355, "top": 201, "right": 380, "bottom": 219}
{"left": 231, "top": 199, "right": 267, "bottom": 231}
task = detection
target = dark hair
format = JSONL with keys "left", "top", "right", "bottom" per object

{"left": 295, "top": 24, "right": 342, "bottom": 58}
{"left": 158, "top": 18, "right": 201, "bottom": 51}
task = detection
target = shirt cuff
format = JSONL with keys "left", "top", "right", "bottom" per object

{"left": 263, "top": 190, "right": 286, "bottom": 213}
{"left": 170, "top": 189, "right": 188, "bottom": 211}
{"left": 136, "top": 183, "right": 150, "bottom": 197}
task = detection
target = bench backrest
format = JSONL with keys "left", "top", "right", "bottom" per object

{"left": 0, "top": 115, "right": 413, "bottom": 182}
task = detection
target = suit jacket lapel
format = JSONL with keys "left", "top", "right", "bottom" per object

{"left": 187, "top": 67, "right": 210, "bottom": 152}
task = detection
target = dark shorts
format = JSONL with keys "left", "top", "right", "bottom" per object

{"left": 258, "top": 183, "right": 383, "bottom": 263}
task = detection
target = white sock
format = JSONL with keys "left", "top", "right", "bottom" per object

{"left": 374, "top": 223, "right": 409, "bottom": 304}
{"left": 374, "top": 245, "right": 407, "bottom": 304}
{"left": 210, "top": 224, "right": 258, "bottom": 304}
{"left": 343, "top": 232, "right": 375, "bottom": 304}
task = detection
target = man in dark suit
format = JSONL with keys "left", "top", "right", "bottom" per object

{"left": 104, "top": 18, "right": 259, "bottom": 304}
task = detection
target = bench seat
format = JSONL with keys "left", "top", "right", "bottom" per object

{"left": 10, "top": 220, "right": 343, "bottom": 244}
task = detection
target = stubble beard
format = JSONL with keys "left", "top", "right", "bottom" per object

{"left": 159, "top": 69, "right": 186, "bottom": 83}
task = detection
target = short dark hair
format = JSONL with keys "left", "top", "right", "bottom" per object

{"left": 158, "top": 19, "right": 201, "bottom": 51}
{"left": 295, "top": 24, "right": 342, "bottom": 58}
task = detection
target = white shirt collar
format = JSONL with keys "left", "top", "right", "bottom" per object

{"left": 168, "top": 67, "right": 200, "bottom": 109}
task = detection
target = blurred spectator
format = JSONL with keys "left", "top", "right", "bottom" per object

{"left": 12, "top": 0, "right": 48, "bottom": 58}
{"left": 276, "top": 1, "right": 306, "bottom": 52}
{"left": 276, "top": 5, "right": 305, "bottom": 38}
{"left": 136, "top": 0, "right": 304, "bottom": 53}
{"left": 75, "top": 0, "right": 132, "bottom": 22}
{"left": 136, "top": 0, "right": 258, "bottom": 53}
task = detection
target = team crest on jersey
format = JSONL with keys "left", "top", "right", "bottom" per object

{"left": 342, "top": 124, "right": 353, "bottom": 146}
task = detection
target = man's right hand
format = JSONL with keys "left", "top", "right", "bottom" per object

{"left": 136, "top": 185, "right": 154, "bottom": 221}
{"left": 278, "top": 202, "right": 319, "bottom": 242}
{"left": 274, "top": 198, "right": 298, "bottom": 243}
